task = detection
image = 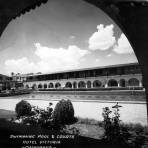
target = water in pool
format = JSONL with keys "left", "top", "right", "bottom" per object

{"left": 0, "top": 93, "right": 147, "bottom": 125}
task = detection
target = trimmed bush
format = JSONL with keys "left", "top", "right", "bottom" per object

{"left": 52, "top": 99, "right": 77, "bottom": 129}
{"left": 15, "top": 100, "right": 32, "bottom": 118}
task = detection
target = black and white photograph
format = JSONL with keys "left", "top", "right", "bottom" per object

{"left": 0, "top": 0, "right": 148, "bottom": 148}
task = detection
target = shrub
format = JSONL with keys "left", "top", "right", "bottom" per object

{"left": 14, "top": 100, "right": 78, "bottom": 131}
{"left": 102, "top": 103, "right": 148, "bottom": 147}
{"left": 15, "top": 100, "right": 32, "bottom": 118}
{"left": 102, "top": 103, "right": 128, "bottom": 145}
{"left": 120, "top": 123, "right": 148, "bottom": 148}
{"left": 21, "top": 103, "right": 53, "bottom": 129}
{"left": 52, "top": 99, "right": 77, "bottom": 129}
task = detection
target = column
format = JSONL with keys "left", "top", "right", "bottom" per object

{"left": 89, "top": 81, "right": 92, "bottom": 88}
{"left": 105, "top": 82, "right": 108, "bottom": 88}
{"left": 71, "top": 82, "right": 74, "bottom": 89}
{"left": 118, "top": 82, "right": 120, "bottom": 87}
{"left": 125, "top": 80, "right": 128, "bottom": 88}
{"left": 76, "top": 82, "right": 78, "bottom": 89}
{"left": 139, "top": 80, "right": 143, "bottom": 87}
{"left": 86, "top": 82, "right": 88, "bottom": 89}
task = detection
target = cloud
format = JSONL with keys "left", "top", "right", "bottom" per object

{"left": 5, "top": 57, "right": 38, "bottom": 74}
{"left": 35, "top": 43, "right": 89, "bottom": 72}
{"left": 4, "top": 43, "right": 89, "bottom": 74}
{"left": 113, "top": 33, "right": 134, "bottom": 54}
{"left": 95, "top": 58, "right": 100, "bottom": 62}
{"left": 69, "top": 35, "right": 75, "bottom": 39}
{"left": 107, "top": 54, "right": 112, "bottom": 57}
{"left": 88, "top": 24, "right": 116, "bottom": 50}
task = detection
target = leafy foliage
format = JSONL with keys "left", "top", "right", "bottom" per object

{"left": 102, "top": 103, "right": 148, "bottom": 147}
{"left": 15, "top": 100, "right": 32, "bottom": 118}
{"left": 14, "top": 100, "right": 78, "bottom": 132}
{"left": 102, "top": 103, "right": 129, "bottom": 146}
{"left": 22, "top": 103, "right": 53, "bottom": 128}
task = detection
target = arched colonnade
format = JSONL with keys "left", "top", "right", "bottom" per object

{"left": 24, "top": 75, "right": 143, "bottom": 90}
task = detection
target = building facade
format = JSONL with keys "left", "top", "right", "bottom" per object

{"left": 19, "top": 63, "right": 143, "bottom": 90}
{"left": 0, "top": 74, "right": 15, "bottom": 91}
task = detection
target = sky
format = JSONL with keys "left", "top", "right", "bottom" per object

{"left": 0, "top": 0, "right": 138, "bottom": 76}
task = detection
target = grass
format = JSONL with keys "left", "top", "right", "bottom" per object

{"left": 69, "top": 123, "right": 104, "bottom": 139}
{"left": 76, "top": 117, "right": 101, "bottom": 125}
{"left": 69, "top": 117, "right": 104, "bottom": 139}
{"left": 121, "top": 122, "right": 148, "bottom": 133}
{"left": 0, "top": 109, "right": 16, "bottom": 119}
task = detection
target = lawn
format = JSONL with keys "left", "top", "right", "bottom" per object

{"left": 0, "top": 109, "right": 16, "bottom": 119}
{"left": 70, "top": 123, "right": 104, "bottom": 139}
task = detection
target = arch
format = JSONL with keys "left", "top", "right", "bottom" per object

{"left": 55, "top": 82, "right": 61, "bottom": 89}
{"left": 0, "top": 0, "right": 148, "bottom": 125}
{"left": 0, "top": 3, "right": 145, "bottom": 91}
{"left": 65, "top": 82, "right": 72, "bottom": 88}
{"left": 108, "top": 79, "right": 118, "bottom": 87}
{"left": 44, "top": 83, "right": 47, "bottom": 89}
{"left": 93, "top": 80, "right": 102, "bottom": 88}
{"left": 119, "top": 79, "right": 126, "bottom": 87}
{"left": 73, "top": 82, "right": 77, "bottom": 89}
{"left": 78, "top": 81, "right": 86, "bottom": 88}
{"left": 32, "top": 84, "right": 37, "bottom": 89}
{"left": 48, "top": 83, "right": 54, "bottom": 88}
{"left": 128, "top": 78, "right": 139, "bottom": 87}
{"left": 87, "top": 81, "right": 91, "bottom": 88}
{"left": 38, "top": 84, "right": 42, "bottom": 89}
